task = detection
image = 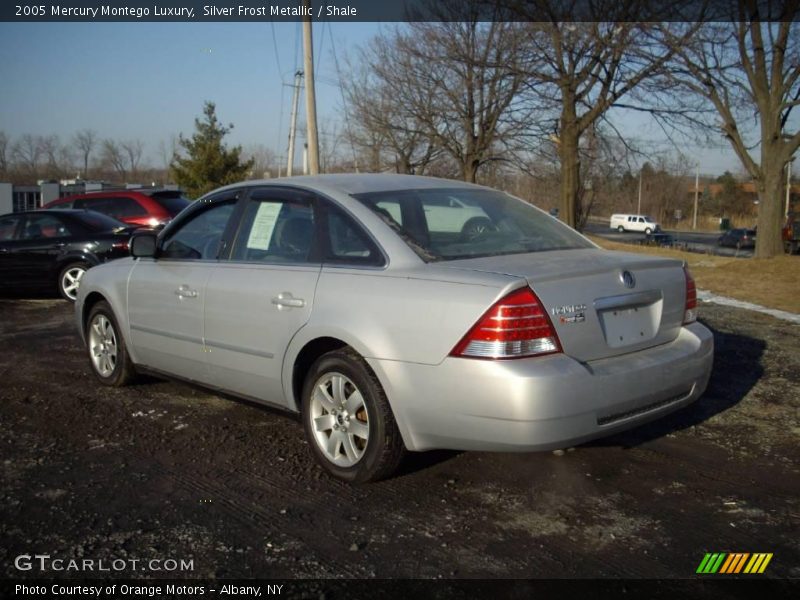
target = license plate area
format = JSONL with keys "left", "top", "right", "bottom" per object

{"left": 598, "top": 303, "right": 660, "bottom": 348}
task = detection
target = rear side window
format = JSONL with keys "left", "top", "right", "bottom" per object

{"left": 324, "top": 205, "right": 384, "bottom": 267}
{"left": 20, "top": 214, "right": 75, "bottom": 240}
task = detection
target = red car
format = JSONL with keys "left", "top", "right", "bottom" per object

{"left": 43, "top": 188, "right": 192, "bottom": 228}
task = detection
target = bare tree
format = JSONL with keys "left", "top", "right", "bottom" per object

{"left": 73, "top": 129, "right": 97, "bottom": 179}
{"left": 38, "top": 135, "right": 65, "bottom": 179}
{"left": 243, "top": 143, "right": 278, "bottom": 178}
{"left": 0, "top": 131, "right": 8, "bottom": 176}
{"left": 101, "top": 139, "right": 127, "bottom": 181}
{"left": 120, "top": 139, "right": 144, "bottom": 178}
{"left": 358, "top": 3, "right": 529, "bottom": 183}
{"left": 11, "top": 134, "right": 43, "bottom": 179}
{"left": 510, "top": 2, "right": 697, "bottom": 229}
{"left": 157, "top": 134, "right": 179, "bottom": 172}
{"left": 666, "top": 2, "right": 800, "bottom": 257}
{"left": 343, "top": 50, "right": 441, "bottom": 174}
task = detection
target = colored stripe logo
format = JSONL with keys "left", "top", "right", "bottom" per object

{"left": 696, "top": 553, "right": 773, "bottom": 574}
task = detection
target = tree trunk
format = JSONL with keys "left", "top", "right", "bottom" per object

{"left": 463, "top": 157, "right": 479, "bottom": 183}
{"left": 558, "top": 126, "right": 580, "bottom": 229}
{"left": 755, "top": 160, "right": 786, "bottom": 258}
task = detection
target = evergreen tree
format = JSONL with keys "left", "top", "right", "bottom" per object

{"left": 170, "top": 102, "right": 254, "bottom": 198}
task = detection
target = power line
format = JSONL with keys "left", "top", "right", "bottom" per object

{"left": 328, "top": 22, "right": 359, "bottom": 168}
{"left": 269, "top": 21, "right": 284, "bottom": 84}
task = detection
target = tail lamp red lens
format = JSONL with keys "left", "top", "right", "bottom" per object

{"left": 450, "top": 287, "right": 561, "bottom": 359}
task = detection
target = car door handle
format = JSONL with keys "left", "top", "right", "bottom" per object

{"left": 174, "top": 285, "right": 198, "bottom": 299}
{"left": 271, "top": 292, "right": 306, "bottom": 309}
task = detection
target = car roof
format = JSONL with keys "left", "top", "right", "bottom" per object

{"left": 51, "top": 187, "right": 182, "bottom": 201}
{"left": 208, "top": 174, "right": 483, "bottom": 197}
{"left": 2, "top": 209, "right": 84, "bottom": 217}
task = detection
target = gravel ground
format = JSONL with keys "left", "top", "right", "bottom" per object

{"left": 0, "top": 299, "right": 798, "bottom": 580}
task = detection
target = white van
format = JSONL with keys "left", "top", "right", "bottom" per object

{"left": 610, "top": 214, "right": 661, "bottom": 233}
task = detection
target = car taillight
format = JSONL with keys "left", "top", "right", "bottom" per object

{"left": 112, "top": 241, "right": 129, "bottom": 251}
{"left": 683, "top": 266, "right": 697, "bottom": 324}
{"left": 450, "top": 287, "right": 561, "bottom": 360}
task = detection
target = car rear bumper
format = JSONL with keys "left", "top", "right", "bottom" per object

{"left": 369, "top": 322, "right": 714, "bottom": 452}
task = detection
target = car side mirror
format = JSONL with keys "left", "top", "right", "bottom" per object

{"left": 130, "top": 231, "right": 158, "bottom": 258}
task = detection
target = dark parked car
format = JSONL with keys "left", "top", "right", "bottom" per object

{"left": 717, "top": 228, "right": 756, "bottom": 250}
{"left": 0, "top": 210, "right": 137, "bottom": 301}
{"left": 642, "top": 232, "right": 675, "bottom": 247}
{"left": 43, "top": 188, "right": 192, "bottom": 228}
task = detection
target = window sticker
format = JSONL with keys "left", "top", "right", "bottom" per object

{"left": 246, "top": 202, "right": 282, "bottom": 250}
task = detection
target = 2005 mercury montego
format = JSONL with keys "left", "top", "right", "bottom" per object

{"left": 75, "top": 175, "right": 713, "bottom": 482}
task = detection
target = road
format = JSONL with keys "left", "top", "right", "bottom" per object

{"left": 584, "top": 222, "right": 755, "bottom": 258}
{"left": 1, "top": 299, "right": 798, "bottom": 581}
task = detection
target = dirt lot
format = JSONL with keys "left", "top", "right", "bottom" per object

{"left": 1, "top": 298, "right": 798, "bottom": 581}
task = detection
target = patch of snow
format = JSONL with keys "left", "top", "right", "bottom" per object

{"left": 698, "top": 290, "right": 800, "bottom": 324}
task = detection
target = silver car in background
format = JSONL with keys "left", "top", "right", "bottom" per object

{"left": 76, "top": 175, "right": 714, "bottom": 482}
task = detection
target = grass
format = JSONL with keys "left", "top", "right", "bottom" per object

{"left": 588, "top": 236, "right": 800, "bottom": 314}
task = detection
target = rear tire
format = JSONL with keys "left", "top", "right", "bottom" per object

{"left": 617, "top": 226, "right": 625, "bottom": 233}
{"left": 58, "top": 262, "right": 89, "bottom": 302}
{"left": 86, "top": 301, "right": 135, "bottom": 387}
{"left": 301, "top": 349, "right": 405, "bottom": 483}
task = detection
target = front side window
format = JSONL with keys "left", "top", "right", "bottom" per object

{"left": 160, "top": 201, "right": 235, "bottom": 260}
{"left": 354, "top": 188, "right": 592, "bottom": 262}
{"left": 231, "top": 193, "right": 315, "bottom": 264}
{"left": 0, "top": 216, "right": 21, "bottom": 240}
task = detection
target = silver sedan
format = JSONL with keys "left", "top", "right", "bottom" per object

{"left": 75, "top": 175, "right": 714, "bottom": 482}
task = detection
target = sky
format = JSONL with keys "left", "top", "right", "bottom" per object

{"left": 0, "top": 21, "right": 745, "bottom": 177}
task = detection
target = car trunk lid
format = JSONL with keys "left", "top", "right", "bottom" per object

{"left": 440, "top": 249, "right": 687, "bottom": 362}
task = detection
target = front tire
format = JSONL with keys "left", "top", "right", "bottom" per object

{"left": 617, "top": 225, "right": 625, "bottom": 233}
{"left": 301, "top": 349, "right": 405, "bottom": 483}
{"left": 58, "top": 262, "right": 88, "bottom": 301}
{"left": 644, "top": 227, "right": 653, "bottom": 235}
{"left": 86, "top": 301, "right": 135, "bottom": 387}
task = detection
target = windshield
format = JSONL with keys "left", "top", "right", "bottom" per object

{"left": 353, "top": 188, "right": 592, "bottom": 262}
{"left": 644, "top": 216, "right": 654, "bottom": 222}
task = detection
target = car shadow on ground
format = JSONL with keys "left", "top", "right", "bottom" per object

{"left": 590, "top": 322, "right": 765, "bottom": 449}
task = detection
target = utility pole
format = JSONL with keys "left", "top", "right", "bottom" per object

{"left": 287, "top": 70, "right": 303, "bottom": 177}
{"left": 637, "top": 168, "right": 642, "bottom": 214}
{"left": 303, "top": 2, "right": 320, "bottom": 175}
{"left": 693, "top": 166, "right": 700, "bottom": 230}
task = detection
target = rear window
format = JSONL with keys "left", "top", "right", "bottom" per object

{"left": 74, "top": 196, "right": 147, "bottom": 219}
{"left": 353, "top": 188, "right": 592, "bottom": 262}
{"left": 149, "top": 192, "right": 192, "bottom": 216}
{"left": 73, "top": 211, "right": 129, "bottom": 232}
